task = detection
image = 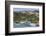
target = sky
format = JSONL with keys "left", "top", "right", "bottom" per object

{"left": 13, "top": 8, "right": 39, "bottom": 12}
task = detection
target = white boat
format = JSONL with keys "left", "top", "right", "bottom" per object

{"left": 25, "top": 21, "right": 38, "bottom": 27}
{"left": 20, "top": 22, "right": 25, "bottom": 23}
{"left": 30, "top": 23, "right": 36, "bottom": 26}
{"left": 19, "top": 21, "right": 27, "bottom": 24}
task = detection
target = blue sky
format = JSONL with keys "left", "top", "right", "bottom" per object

{"left": 13, "top": 8, "right": 39, "bottom": 12}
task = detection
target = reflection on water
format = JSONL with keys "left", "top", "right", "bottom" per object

{"left": 13, "top": 21, "right": 39, "bottom": 28}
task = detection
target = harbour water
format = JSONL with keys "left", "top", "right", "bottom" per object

{"left": 13, "top": 21, "right": 39, "bottom": 28}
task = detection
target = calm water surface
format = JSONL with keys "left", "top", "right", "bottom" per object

{"left": 13, "top": 22, "right": 39, "bottom": 28}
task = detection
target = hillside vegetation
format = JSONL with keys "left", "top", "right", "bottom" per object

{"left": 13, "top": 11, "right": 39, "bottom": 24}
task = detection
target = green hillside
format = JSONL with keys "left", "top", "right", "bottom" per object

{"left": 13, "top": 11, "right": 39, "bottom": 24}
